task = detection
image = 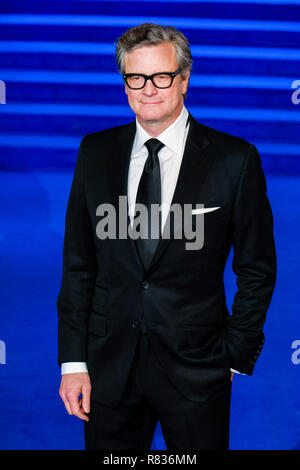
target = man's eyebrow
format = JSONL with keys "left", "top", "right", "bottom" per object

{"left": 124, "top": 71, "right": 174, "bottom": 75}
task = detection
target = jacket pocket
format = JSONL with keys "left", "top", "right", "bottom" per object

{"left": 91, "top": 285, "right": 110, "bottom": 313}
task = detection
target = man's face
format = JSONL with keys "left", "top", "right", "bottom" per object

{"left": 123, "top": 42, "right": 190, "bottom": 129}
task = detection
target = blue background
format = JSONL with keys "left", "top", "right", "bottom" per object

{"left": 0, "top": 0, "right": 300, "bottom": 450}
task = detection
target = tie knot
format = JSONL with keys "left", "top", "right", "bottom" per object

{"left": 145, "top": 138, "right": 164, "bottom": 155}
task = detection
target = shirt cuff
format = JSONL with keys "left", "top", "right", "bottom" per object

{"left": 230, "top": 368, "right": 246, "bottom": 375}
{"left": 61, "top": 364, "right": 244, "bottom": 375}
{"left": 61, "top": 362, "right": 88, "bottom": 375}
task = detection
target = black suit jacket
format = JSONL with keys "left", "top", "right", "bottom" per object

{"left": 57, "top": 113, "right": 276, "bottom": 407}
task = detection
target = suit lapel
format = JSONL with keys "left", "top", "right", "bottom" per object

{"left": 106, "top": 120, "right": 136, "bottom": 211}
{"left": 106, "top": 119, "right": 146, "bottom": 271}
{"left": 148, "top": 113, "right": 213, "bottom": 271}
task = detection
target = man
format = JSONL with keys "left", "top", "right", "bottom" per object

{"left": 57, "top": 23, "right": 276, "bottom": 450}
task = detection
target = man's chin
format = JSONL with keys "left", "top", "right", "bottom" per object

{"left": 138, "top": 111, "right": 164, "bottom": 124}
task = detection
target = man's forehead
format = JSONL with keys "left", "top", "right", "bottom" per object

{"left": 124, "top": 42, "right": 178, "bottom": 71}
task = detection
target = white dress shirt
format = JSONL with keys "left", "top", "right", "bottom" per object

{"left": 61, "top": 105, "right": 243, "bottom": 375}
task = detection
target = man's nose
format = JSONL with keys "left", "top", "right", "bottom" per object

{"left": 142, "top": 79, "right": 157, "bottom": 95}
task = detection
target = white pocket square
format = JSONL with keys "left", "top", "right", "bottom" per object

{"left": 191, "top": 207, "right": 220, "bottom": 215}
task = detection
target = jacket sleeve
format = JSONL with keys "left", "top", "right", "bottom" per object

{"left": 224, "top": 144, "right": 277, "bottom": 375}
{"left": 57, "top": 135, "right": 97, "bottom": 365}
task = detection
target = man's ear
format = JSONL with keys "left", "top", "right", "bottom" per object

{"left": 181, "top": 71, "right": 190, "bottom": 95}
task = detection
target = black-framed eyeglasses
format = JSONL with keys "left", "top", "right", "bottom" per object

{"left": 122, "top": 68, "right": 181, "bottom": 90}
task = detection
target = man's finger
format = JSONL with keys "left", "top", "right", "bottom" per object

{"left": 69, "top": 396, "right": 89, "bottom": 421}
{"left": 59, "top": 390, "right": 73, "bottom": 415}
{"left": 82, "top": 385, "right": 91, "bottom": 414}
{"left": 79, "top": 397, "right": 90, "bottom": 421}
{"left": 63, "top": 398, "right": 73, "bottom": 415}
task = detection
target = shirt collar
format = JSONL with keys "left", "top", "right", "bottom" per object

{"left": 133, "top": 105, "right": 189, "bottom": 156}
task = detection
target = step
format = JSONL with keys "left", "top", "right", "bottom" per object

{"left": 0, "top": 78, "right": 296, "bottom": 108}
{"left": 1, "top": 22, "right": 299, "bottom": 49}
{"left": 2, "top": 0, "right": 300, "bottom": 21}
{"left": 0, "top": 114, "right": 298, "bottom": 149}
{"left": 1, "top": 142, "right": 298, "bottom": 174}
{"left": 1, "top": 43, "right": 299, "bottom": 76}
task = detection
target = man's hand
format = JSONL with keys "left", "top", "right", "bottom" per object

{"left": 231, "top": 372, "right": 234, "bottom": 383}
{"left": 59, "top": 372, "right": 91, "bottom": 421}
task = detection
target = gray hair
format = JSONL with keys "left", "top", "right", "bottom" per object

{"left": 115, "top": 23, "right": 193, "bottom": 84}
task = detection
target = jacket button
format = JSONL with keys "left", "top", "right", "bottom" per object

{"left": 131, "top": 321, "right": 139, "bottom": 328}
{"left": 142, "top": 281, "right": 149, "bottom": 289}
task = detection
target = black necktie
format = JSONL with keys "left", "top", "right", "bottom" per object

{"left": 134, "top": 138, "right": 164, "bottom": 270}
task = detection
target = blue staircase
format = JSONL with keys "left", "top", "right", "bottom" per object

{"left": 0, "top": 0, "right": 300, "bottom": 172}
